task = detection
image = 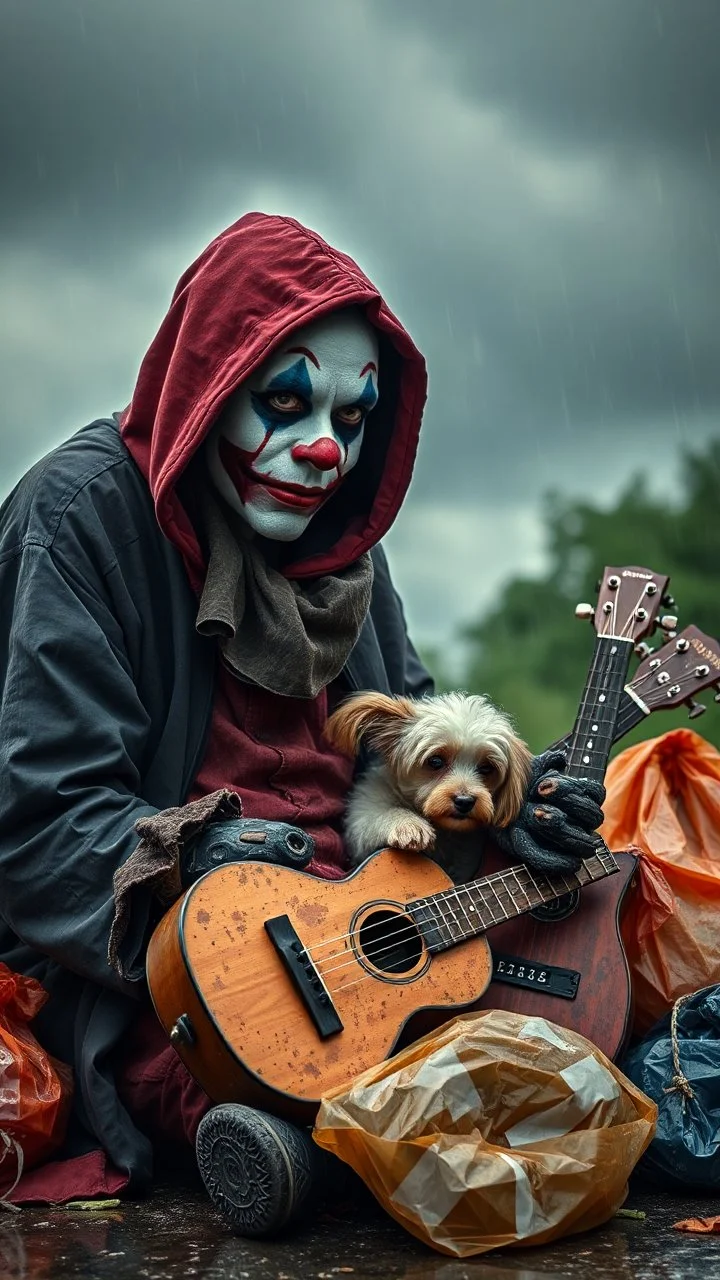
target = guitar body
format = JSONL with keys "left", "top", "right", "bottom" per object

{"left": 479, "top": 846, "right": 637, "bottom": 1060}
{"left": 146, "top": 849, "right": 494, "bottom": 1124}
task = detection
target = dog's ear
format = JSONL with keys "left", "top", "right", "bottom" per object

{"left": 324, "top": 693, "right": 416, "bottom": 759}
{"left": 492, "top": 736, "right": 534, "bottom": 828}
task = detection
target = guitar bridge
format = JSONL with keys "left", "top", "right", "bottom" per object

{"left": 264, "top": 914, "right": 343, "bottom": 1039}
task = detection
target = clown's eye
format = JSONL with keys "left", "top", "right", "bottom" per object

{"left": 267, "top": 392, "right": 306, "bottom": 413}
{"left": 335, "top": 406, "right": 365, "bottom": 429}
{"left": 425, "top": 754, "right": 447, "bottom": 771}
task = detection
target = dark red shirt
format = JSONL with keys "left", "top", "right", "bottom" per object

{"left": 188, "top": 662, "right": 355, "bottom": 879}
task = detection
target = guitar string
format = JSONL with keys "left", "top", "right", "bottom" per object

{"left": 564, "top": 582, "right": 647, "bottom": 773}
{"left": 300, "top": 588, "right": 652, "bottom": 983}
{"left": 317, "top": 852, "right": 615, "bottom": 989}
{"left": 566, "top": 590, "right": 641, "bottom": 771}
{"left": 307, "top": 839, "right": 609, "bottom": 977}
{"left": 566, "top": 615, "right": 618, "bottom": 773}
{"left": 631, "top": 651, "right": 707, "bottom": 699}
{"left": 308, "top": 846, "right": 612, "bottom": 983}
{"left": 302, "top": 625, "right": 623, "bottom": 974}
{"left": 325, "top": 852, "right": 623, "bottom": 995}
{"left": 563, "top": 641, "right": 710, "bottom": 745}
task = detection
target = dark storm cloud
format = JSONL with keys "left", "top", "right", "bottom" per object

{"left": 373, "top": 0, "right": 720, "bottom": 158}
{"left": 1, "top": 0, "right": 719, "bottom": 640}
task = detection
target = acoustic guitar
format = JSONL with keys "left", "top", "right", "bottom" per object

{"left": 147, "top": 564, "right": 678, "bottom": 1123}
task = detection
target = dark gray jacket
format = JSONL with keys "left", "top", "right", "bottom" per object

{"left": 0, "top": 418, "right": 432, "bottom": 1186}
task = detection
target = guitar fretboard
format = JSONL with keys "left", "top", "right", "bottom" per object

{"left": 564, "top": 634, "right": 634, "bottom": 781}
{"left": 409, "top": 846, "right": 618, "bottom": 953}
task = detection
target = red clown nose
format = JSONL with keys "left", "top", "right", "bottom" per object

{"left": 291, "top": 438, "right": 342, "bottom": 471}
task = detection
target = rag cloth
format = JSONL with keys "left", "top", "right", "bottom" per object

{"left": 194, "top": 483, "right": 373, "bottom": 699}
{"left": 108, "top": 789, "right": 241, "bottom": 976}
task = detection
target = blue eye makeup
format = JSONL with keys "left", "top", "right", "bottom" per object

{"left": 250, "top": 357, "right": 313, "bottom": 430}
{"left": 332, "top": 373, "right": 378, "bottom": 442}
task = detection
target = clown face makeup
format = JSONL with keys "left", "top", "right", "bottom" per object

{"left": 206, "top": 308, "right": 380, "bottom": 541}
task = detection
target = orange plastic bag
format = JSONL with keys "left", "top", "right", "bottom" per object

{"left": 0, "top": 963, "right": 72, "bottom": 1198}
{"left": 601, "top": 728, "right": 720, "bottom": 1034}
{"left": 314, "top": 1010, "right": 656, "bottom": 1258}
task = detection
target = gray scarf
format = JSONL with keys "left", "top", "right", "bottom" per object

{"left": 194, "top": 484, "right": 373, "bottom": 698}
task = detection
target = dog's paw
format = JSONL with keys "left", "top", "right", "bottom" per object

{"left": 385, "top": 815, "right": 436, "bottom": 853}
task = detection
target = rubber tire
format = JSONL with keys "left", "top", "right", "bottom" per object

{"left": 195, "top": 1103, "right": 323, "bottom": 1238}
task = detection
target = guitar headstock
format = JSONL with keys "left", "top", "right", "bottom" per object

{"left": 575, "top": 565, "right": 672, "bottom": 645}
{"left": 628, "top": 625, "right": 720, "bottom": 720}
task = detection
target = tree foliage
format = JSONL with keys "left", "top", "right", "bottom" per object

{"left": 427, "top": 438, "right": 720, "bottom": 755}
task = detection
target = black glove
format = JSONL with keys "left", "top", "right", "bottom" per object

{"left": 491, "top": 749, "right": 606, "bottom": 875}
{"left": 181, "top": 818, "right": 315, "bottom": 889}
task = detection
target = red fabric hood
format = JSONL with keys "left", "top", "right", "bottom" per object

{"left": 120, "top": 212, "right": 427, "bottom": 586}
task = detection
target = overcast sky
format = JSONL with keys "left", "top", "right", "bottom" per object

{"left": 2, "top": 0, "right": 719, "bottom": 651}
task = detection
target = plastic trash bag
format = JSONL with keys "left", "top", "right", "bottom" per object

{"left": 313, "top": 1009, "right": 656, "bottom": 1258}
{"left": 621, "top": 985, "right": 720, "bottom": 1189}
{"left": 601, "top": 729, "right": 720, "bottom": 1034}
{"left": 0, "top": 963, "right": 72, "bottom": 1199}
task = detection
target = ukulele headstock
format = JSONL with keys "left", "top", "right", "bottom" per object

{"left": 575, "top": 565, "right": 671, "bottom": 645}
{"left": 629, "top": 625, "right": 720, "bottom": 721}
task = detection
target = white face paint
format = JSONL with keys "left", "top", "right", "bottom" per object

{"left": 206, "top": 309, "right": 380, "bottom": 541}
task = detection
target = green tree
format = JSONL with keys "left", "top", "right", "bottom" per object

{"left": 440, "top": 439, "right": 720, "bottom": 755}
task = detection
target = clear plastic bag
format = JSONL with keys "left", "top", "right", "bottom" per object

{"left": 314, "top": 1009, "right": 656, "bottom": 1258}
{"left": 0, "top": 963, "right": 72, "bottom": 1198}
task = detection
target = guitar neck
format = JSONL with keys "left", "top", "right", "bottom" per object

{"left": 410, "top": 633, "right": 636, "bottom": 955}
{"left": 553, "top": 689, "right": 646, "bottom": 756}
{"left": 563, "top": 634, "right": 635, "bottom": 781}
{"left": 409, "top": 844, "right": 619, "bottom": 954}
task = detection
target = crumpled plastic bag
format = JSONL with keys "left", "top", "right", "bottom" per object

{"left": 0, "top": 963, "right": 72, "bottom": 1200}
{"left": 621, "top": 984, "right": 720, "bottom": 1189}
{"left": 601, "top": 729, "right": 720, "bottom": 1034}
{"left": 313, "top": 1009, "right": 656, "bottom": 1258}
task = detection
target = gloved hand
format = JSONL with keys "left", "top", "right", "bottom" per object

{"left": 181, "top": 818, "right": 315, "bottom": 889}
{"left": 491, "top": 749, "right": 606, "bottom": 875}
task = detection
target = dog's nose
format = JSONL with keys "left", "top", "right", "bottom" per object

{"left": 452, "top": 794, "right": 476, "bottom": 815}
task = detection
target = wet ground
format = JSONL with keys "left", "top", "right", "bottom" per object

{"left": 2, "top": 1180, "right": 720, "bottom": 1280}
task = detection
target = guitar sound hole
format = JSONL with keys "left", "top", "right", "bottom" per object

{"left": 358, "top": 910, "right": 423, "bottom": 974}
{"left": 530, "top": 891, "right": 581, "bottom": 923}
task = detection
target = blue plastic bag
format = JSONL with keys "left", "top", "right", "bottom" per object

{"left": 621, "top": 985, "right": 720, "bottom": 1188}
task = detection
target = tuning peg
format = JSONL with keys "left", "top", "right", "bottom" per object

{"left": 662, "top": 594, "right": 675, "bottom": 608}
{"left": 595, "top": 579, "right": 602, "bottom": 594}
{"left": 575, "top": 603, "right": 595, "bottom": 621}
{"left": 635, "top": 642, "right": 655, "bottom": 659}
{"left": 686, "top": 699, "right": 707, "bottom": 720}
{"left": 660, "top": 615, "right": 679, "bottom": 631}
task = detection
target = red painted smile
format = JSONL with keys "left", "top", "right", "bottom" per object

{"left": 219, "top": 437, "right": 340, "bottom": 511}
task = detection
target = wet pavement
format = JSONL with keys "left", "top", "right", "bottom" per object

{"left": 3, "top": 1180, "right": 720, "bottom": 1280}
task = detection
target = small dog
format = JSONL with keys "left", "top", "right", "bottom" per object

{"left": 325, "top": 691, "right": 532, "bottom": 868}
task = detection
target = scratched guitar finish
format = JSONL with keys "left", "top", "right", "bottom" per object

{"left": 147, "top": 850, "right": 496, "bottom": 1123}
{"left": 146, "top": 564, "right": 671, "bottom": 1123}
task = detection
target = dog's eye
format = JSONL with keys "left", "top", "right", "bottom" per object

{"left": 475, "top": 763, "right": 494, "bottom": 776}
{"left": 425, "top": 754, "right": 446, "bottom": 771}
